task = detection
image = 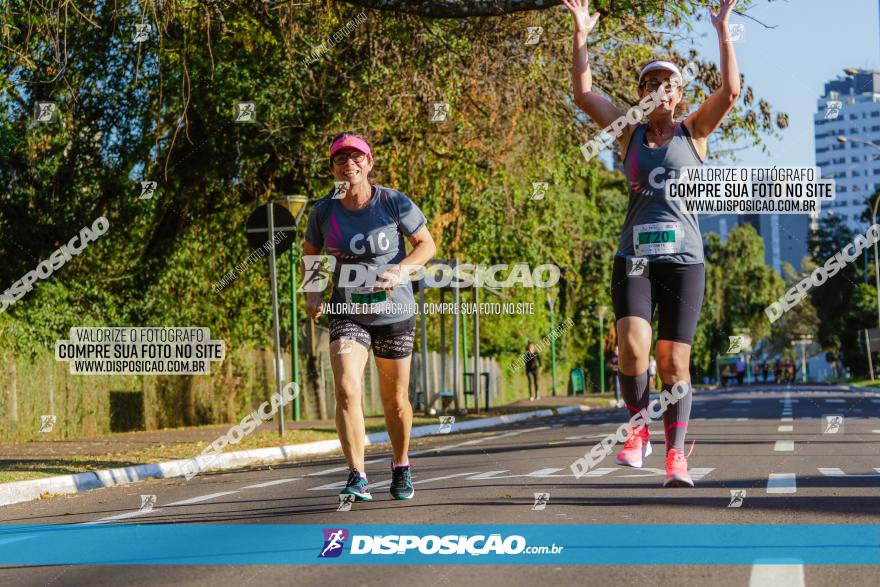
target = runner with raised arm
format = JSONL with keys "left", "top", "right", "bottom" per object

{"left": 563, "top": 0, "right": 740, "bottom": 486}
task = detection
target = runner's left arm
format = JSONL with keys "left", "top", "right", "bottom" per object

{"left": 685, "top": 0, "right": 741, "bottom": 140}
{"left": 376, "top": 226, "right": 436, "bottom": 291}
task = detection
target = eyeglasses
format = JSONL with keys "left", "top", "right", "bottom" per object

{"left": 639, "top": 79, "right": 682, "bottom": 91}
{"left": 331, "top": 151, "right": 367, "bottom": 166}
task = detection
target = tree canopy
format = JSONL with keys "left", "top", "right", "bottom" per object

{"left": 1, "top": 0, "right": 783, "bottom": 383}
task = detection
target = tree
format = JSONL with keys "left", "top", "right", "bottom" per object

{"left": 807, "top": 213, "right": 871, "bottom": 374}
{"left": 694, "top": 224, "right": 783, "bottom": 377}
{"left": 1, "top": 0, "right": 784, "bottom": 419}
{"left": 764, "top": 261, "right": 819, "bottom": 359}
{"left": 343, "top": 0, "right": 564, "bottom": 17}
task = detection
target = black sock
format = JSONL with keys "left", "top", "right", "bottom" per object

{"left": 662, "top": 381, "right": 693, "bottom": 452}
{"left": 619, "top": 371, "right": 650, "bottom": 425}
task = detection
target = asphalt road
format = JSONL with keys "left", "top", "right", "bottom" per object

{"left": 2, "top": 384, "right": 880, "bottom": 586}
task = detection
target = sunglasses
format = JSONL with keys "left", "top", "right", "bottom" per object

{"left": 639, "top": 79, "right": 683, "bottom": 91}
{"left": 331, "top": 151, "right": 368, "bottom": 166}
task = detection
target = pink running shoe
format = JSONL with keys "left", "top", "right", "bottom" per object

{"left": 664, "top": 448, "right": 694, "bottom": 487}
{"left": 614, "top": 426, "right": 651, "bottom": 468}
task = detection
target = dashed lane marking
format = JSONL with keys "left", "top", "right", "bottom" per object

{"left": 749, "top": 561, "right": 805, "bottom": 587}
{"left": 766, "top": 473, "right": 797, "bottom": 494}
{"left": 817, "top": 467, "right": 880, "bottom": 478}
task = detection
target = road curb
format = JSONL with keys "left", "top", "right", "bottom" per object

{"left": 0, "top": 404, "right": 596, "bottom": 508}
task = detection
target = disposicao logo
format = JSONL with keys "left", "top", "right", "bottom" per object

{"left": 319, "top": 528, "right": 349, "bottom": 558}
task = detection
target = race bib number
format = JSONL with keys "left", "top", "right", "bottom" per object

{"left": 344, "top": 286, "right": 387, "bottom": 305}
{"left": 633, "top": 222, "right": 683, "bottom": 256}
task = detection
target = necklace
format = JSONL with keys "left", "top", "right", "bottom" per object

{"left": 649, "top": 123, "right": 674, "bottom": 138}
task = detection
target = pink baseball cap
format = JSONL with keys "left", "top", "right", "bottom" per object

{"left": 329, "top": 134, "right": 372, "bottom": 159}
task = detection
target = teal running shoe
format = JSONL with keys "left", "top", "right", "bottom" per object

{"left": 390, "top": 465, "right": 414, "bottom": 500}
{"left": 340, "top": 470, "right": 372, "bottom": 501}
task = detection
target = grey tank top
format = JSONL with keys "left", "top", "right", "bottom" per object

{"left": 616, "top": 122, "right": 704, "bottom": 264}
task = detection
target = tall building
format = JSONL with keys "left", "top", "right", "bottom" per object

{"left": 814, "top": 68, "right": 880, "bottom": 231}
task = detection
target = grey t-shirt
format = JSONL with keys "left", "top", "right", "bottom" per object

{"left": 617, "top": 122, "right": 705, "bottom": 264}
{"left": 305, "top": 185, "right": 427, "bottom": 326}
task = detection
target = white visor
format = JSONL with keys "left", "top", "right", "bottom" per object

{"left": 638, "top": 61, "right": 683, "bottom": 85}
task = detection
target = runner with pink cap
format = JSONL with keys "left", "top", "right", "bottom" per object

{"left": 303, "top": 131, "right": 437, "bottom": 502}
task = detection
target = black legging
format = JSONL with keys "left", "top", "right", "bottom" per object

{"left": 527, "top": 369, "right": 539, "bottom": 397}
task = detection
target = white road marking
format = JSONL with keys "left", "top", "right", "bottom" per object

{"left": 780, "top": 417, "right": 793, "bottom": 422}
{"left": 825, "top": 399, "right": 846, "bottom": 403}
{"left": 736, "top": 418, "right": 749, "bottom": 421}
{"left": 748, "top": 562, "right": 805, "bottom": 587}
{"left": 465, "top": 470, "right": 510, "bottom": 480}
{"left": 817, "top": 467, "right": 880, "bottom": 477}
{"left": 241, "top": 478, "right": 300, "bottom": 489}
{"left": 83, "top": 510, "right": 161, "bottom": 525}
{"left": 617, "top": 467, "right": 714, "bottom": 481}
{"left": 164, "top": 491, "right": 239, "bottom": 506}
{"left": 576, "top": 467, "right": 618, "bottom": 478}
{"left": 564, "top": 432, "right": 619, "bottom": 440}
{"left": 430, "top": 428, "right": 548, "bottom": 453}
{"left": 306, "top": 459, "right": 384, "bottom": 477}
{"left": 766, "top": 473, "right": 797, "bottom": 494}
{"left": 526, "top": 468, "right": 568, "bottom": 478}
{"left": 732, "top": 400, "right": 752, "bottom": 404}
{"left": 774, "top": 441, "right": 794, "bottom": 452}
{"left": 778, "top": 425, "right": 793, "bottom": 432}
{"left": 307, "top": 480, "right": 349, "bottom": 491}
{"left": 412, "top": 472, "right": 481, "bottom": 485}
{"left": 87, "top": 489, "right": 240, "bottom": 524}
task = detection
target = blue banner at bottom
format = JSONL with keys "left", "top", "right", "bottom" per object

{"left": 0, "top": 524, "right": 878, "bottom": 565}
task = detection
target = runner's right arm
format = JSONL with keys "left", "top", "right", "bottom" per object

{"left": 563, "top": 0, "right": 634, "bottom": 152}
{"left": 302, "top": 240, "right": 324, "bottom": 321}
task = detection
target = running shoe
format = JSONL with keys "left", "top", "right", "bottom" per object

{"left": 664, "top": 448, "right": 694, "bottom": 488}
{"left": 614, "top": 425, "right": 651, "bottom": 467}
{"left": 390, "top": 464, "right": 415, "bottom": 500}
{"left": 340, "top": 469, "right": 372, "bottom": 501}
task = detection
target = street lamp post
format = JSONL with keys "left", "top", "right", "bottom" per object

{"left": 546, "top": 290, "right": 557, "bottom": 396}
{"left": 597, "top": 306, "right": 608, "bottom": 394}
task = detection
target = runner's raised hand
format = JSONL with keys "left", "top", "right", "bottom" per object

{"left": 710, "top": 0, "right": 738, "bottom": 29}
{"left": 561, "top": 0, "right": 600, "bottom": 34}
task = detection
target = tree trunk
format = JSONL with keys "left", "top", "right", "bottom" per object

{"left": 342, "top": 0, "right": 563, "bottom": 17}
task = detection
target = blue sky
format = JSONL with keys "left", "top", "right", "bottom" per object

{"left": 687, "top": 0, "right": 878, "bottom": 166}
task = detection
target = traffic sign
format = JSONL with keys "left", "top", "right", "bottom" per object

{"left": 244, "top": 202, "right": 300, "bottom": 437}
{"left": 860, "top": 328, "right": 880, "bottom": 350}
{"left": 245, "top": 203, "right": 296, "bottom": 255}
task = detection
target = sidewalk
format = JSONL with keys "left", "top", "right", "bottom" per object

{"left": 0, "top": 394, "right": 615, "bottom": 506}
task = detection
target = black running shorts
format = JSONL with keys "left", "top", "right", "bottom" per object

{"left": 328, "top": 315, "right": 417, "bottom": 359}
{"left": 610, "top": 257, "right": 705, "bottom": 345}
